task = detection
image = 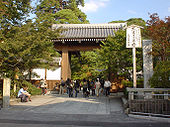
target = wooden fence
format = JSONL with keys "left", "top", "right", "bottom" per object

{"left": 127, "top": 88, "right": 170, "bottom": 116}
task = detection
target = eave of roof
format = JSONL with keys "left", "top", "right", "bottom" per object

{"left": 52, "top": 23, "right": 127, "bottom": 41}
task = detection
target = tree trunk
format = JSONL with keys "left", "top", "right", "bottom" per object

{"left": 28, "top": 68, "right": 32, "bottom": 82}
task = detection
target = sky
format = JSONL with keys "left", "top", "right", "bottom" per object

{"left": 78, "top": 0, "right": 170, "bottom": 23}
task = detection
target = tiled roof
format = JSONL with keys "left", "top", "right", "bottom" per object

{"left": 52, "top": 23, "right": 127, "bottom": 42}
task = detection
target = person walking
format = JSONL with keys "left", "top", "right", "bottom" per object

{"left": 100, "top": 78, "right": 105, "bottom": 95}
{"left": 40, "top": 79, "right": 47, "bottom": 95}
{"left": 91, "top": 80, "right": 95, "bottom": 96}
{"left": 60, "top": 78, "right": 65, "bottom": 95}
{"left": 74, "top": 80, "right": 79, "bottom": 97}
{"left": 83, "top": 79, "right": 88, "bottom": 97}
{"left": 95, "top": 78, "right": 101, "bottom": 97}
{"left": 104, "top": 78, "right": 111, "bottom": 96}
{"left": 87, "top": 79, "right": 91, "bottom": 94}
{"left": 66, "top": 78, "right": 73, "bottom": 97}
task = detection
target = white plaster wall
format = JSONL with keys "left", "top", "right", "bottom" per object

{"left": 47, "top": 68, "right": 61, "bottom": 80}
{"left": 32, "top": 68, "right": 61, "bottom": 80}
{"left": 32, "top": 69, "right": 45, "bottom": 80}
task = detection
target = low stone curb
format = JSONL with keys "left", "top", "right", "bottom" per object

{"left": 128, "top": 114, "right": 170, "bottom": 123}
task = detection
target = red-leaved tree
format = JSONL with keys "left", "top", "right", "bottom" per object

{"left": 146, "top": 13, "right": 170, "bottom": 61}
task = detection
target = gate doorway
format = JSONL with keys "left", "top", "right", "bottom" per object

{"left": 52, "top": 23, "right": 127, "bottom": 81}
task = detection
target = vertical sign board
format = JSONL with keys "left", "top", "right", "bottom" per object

{"left": 126, "top": 26, "right": 142, "bottom": 48}
{"left": 126, "top": 25, "right": 142, "bottom": 88}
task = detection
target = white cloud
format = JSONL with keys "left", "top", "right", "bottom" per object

{"left": 168, "top": 7, "right": 170, "bottom": 12}
{"left": 128, "top": 10, "right": 137, "bottom": 14}
{"left": 100, "top": 0, "right": 110, "bottom": 1}
{"left": 79, "top": 0, "right": 110, "bottom": 13}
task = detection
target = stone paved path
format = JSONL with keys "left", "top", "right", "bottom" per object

{"left": 0, "top": 91, "right": 169, "bottom": 127}
{"left": 9, "top": 91, "right": 123, "bottom": 115}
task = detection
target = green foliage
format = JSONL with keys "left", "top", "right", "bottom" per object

{"left": 71, "top": 30, "right": 143, "bottom": 81}
{"left": 0, "top": 90, "right": 2, "bottom": 97}
{"left": 109, "top": 18, "right": 146, "bottom": 27}
{"left": 0, "top": 1, "right": 61, "bottom": 82}
{"left": 71, "top": 51, "right": 100, "bottom": 80}
{"left": 0, "top": 21, "right": 60, "bottom": 79}
{"left": 149, "top": 61, "right": 170, "bottom": 88}
{"left": 121, "top": 79, "right": 144, "bottom": 88}
{"left": 35, "top": 0, "right": 89, "bottom": 24}
{"left": 109, "top": 20, "right": 126, "bottom": 23}
{"left": 109, "top": 18, "right": 146, "bottom": 38}
{"left": 121, "top": 80, "right": 133, "bottom": 87}
{"left": 137, "top": 78, "right": 144, "bottom": 88}
{"left": 126, "top": 18, "right": 146, "bottom": 27}
{"left": 55, "top": 9, "right": 82, "bottom": 24}
{"left": 96, "top": 30, "right": 134, "bottom": 80}
{"left": 0, "top": 0, "right": 31, "bottom": 26}
{"left": 10, "top": 80, "right": 41, "bottom": 97}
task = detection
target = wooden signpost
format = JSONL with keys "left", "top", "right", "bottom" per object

{"left": 126, "top": 25, "right": 142, "bottom": 88}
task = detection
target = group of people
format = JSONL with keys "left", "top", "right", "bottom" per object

{"left": 17, "top": 77, "right": 111, "bottom": 102}
{"left": 59, "top": 77, "right": 111, "bottom": 98}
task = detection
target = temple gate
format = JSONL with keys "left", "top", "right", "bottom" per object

{"left": 52, "top": 23, "right": 127, "bottom": 80}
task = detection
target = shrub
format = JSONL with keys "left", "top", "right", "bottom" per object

{"left": 137, "top": 78, "right": 144, "bottom": 88}
{"left": 10, "top": 80, "right": 42, "bottom": 97}
{"left": 121, "top": 80, "right": 133, "bottom": 87}
{"left": 149, "top": 61, "right": 170, "bottom": 88}
{"left": 22, "top": 80, "right": 42, "bottom": 95}
{"left": 122, "top": 78, "right": 144, "bottom": 88}
{"left": 122, "top": 79, "right": 144, "bottom": 98}
{"left": 0, "top": 90, "right": 2, "bottom": 97}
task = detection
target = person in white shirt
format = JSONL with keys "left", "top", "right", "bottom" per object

{"left": 104, "top": 78, "right": 111, "bottom": 96}
{"left": 18, "top": 85, "right": 31, "bottom": 102}
{"left": 40, "top": 79, "right": 47, "bottom": 95}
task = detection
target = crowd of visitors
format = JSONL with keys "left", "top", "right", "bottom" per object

{"left": 17, "top": 77, "right": 111, "bottom": 103}
{"left": 58, "top": 77, "right": 111, "bottom": 98}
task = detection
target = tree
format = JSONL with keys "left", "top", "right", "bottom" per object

{"left": 0, "top": 0, "right": 31, "bottom": 41}
{"left": 0, "top": 20, "right": 60, "bottom": 79}
{"left": 126, "top": 18, "right": 146, "bottom": 27}
{"left": 0, "top": 0, "right": 31, "bottom": 79}
{"left": 145, "top": 13, "right": 170, "bottom": 62}
{"left": 0, "top": 1, "right": 61, "bottom": 80}
{"left": 144, "top": 13, "right": 170, "bottom": 88}
{"left": 71, "top": 30, "right": 143, "bottom": 81}
{"left": 109, "top": 18, "right": 146, "bottom": 27}
{"left": 0, "top": 0, "right": 31, "bottom": 25}
{"left": 35, "top": 0, "right": 89, "bottom": 24}
{"left": 96, "top": 30, "right": 134, "bottom": 80}
{"left": 71, "top": 51, "right": 100, "bottom": 80}
{"left": 149, "top": 61, "right": 170, "bottom": 88}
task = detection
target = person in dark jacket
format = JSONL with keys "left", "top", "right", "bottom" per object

{"left": 66, "top": 78, "right": 73, "bottom": 97}
{"left": 91, "top": 80, "right": 95, "bottom": 96}
{"left": 74, "top": 80, "right": 80, "bottom": 97}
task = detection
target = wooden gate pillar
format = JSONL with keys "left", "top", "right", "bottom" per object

{"left": 61, "top": 48, "right": 71, "bottom": 81}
